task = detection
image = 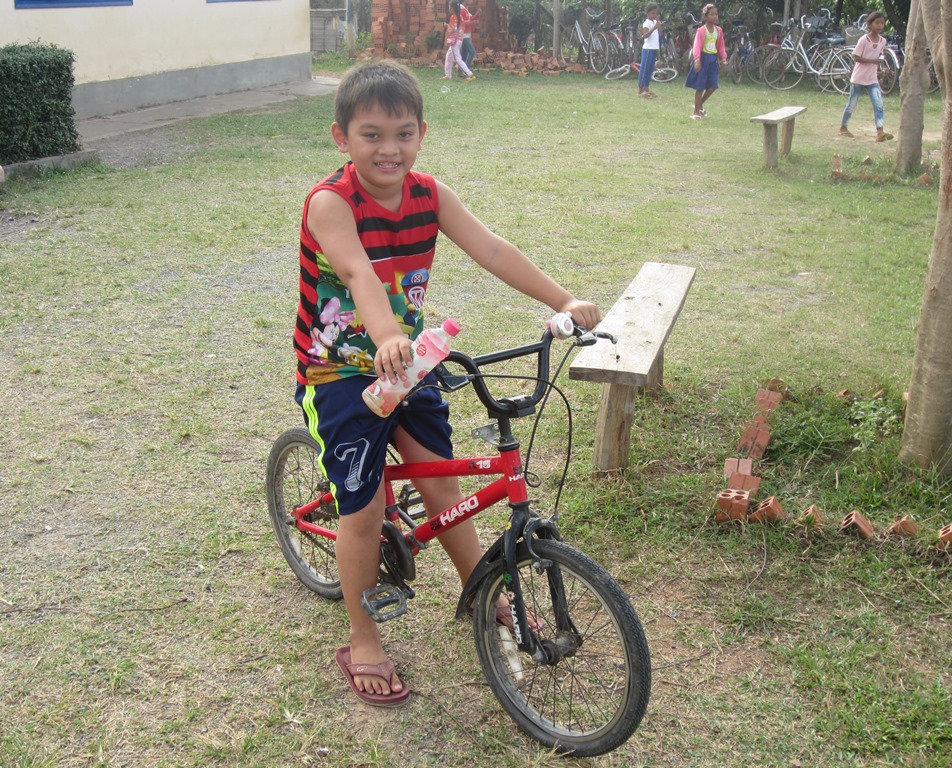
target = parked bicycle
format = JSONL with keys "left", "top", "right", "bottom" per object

{"left": 559, "top": 6, "right": 610, "bottom": 74}
{"left": 267, "top": 317, "right": 652, "bottom": 757}
{"left": 604, "top": 18, "right": 678, "bottom": 82}
{"left": 761, "top": 16, "right": 853, "bottom": 93}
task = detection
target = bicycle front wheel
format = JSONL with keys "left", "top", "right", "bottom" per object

{"left": 878, "top": 47, "right": 899, "bottom": 95}
{"left": 604, "top": 63, "right": 632, "bottom": 80}
{"left": 472, "top": 539, "right": 651, "bottom": 757}
{"left": 266, "top": 427, "right": 342, "bottom": 599}
{"left": 588, "top": 31, "right": 610, "bottom": 74}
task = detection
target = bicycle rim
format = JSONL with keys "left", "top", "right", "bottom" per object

{"left": 763, "top": 48, "right": 803, "bottom": 90}
{"left": 472, "top": 539, "right": 651, "bottom": 757}
{"left": 652, "top": 67, "right": 678, "bottom": 83}
{"left": 604, "top": 63, "right": 631, "bottom": 80}
{"left": 266, "top": 427, "right": 342, "bottom": 599}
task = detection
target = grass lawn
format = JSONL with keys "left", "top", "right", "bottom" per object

{"left": 0, "top": 61, "right": 949, "bottom": 768}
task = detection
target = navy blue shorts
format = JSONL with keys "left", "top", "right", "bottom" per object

{"left": 295, "top": 374, "right": 454, "bottom": 515}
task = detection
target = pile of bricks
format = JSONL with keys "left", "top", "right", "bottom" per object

{"left": 713, "top": 379, "right": 952, "bottom": 552}
{"left": 371, "top": 0, "right": 517, "bottom": 60}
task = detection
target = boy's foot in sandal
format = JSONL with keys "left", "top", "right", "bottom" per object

{"left": 336, "top": 646, "right": 410, "bottom": 707}
{"left": 877, "top": 132, "right": 894, "bottom": 141}
{"left": 840, "top": 128, "right": 854, "bottom": 138}
{"left": 690, "top": 113, "right": 703, "bottom": 120}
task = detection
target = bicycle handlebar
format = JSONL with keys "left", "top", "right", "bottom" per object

{"left": 435, "top": 316, "right": 616, "bottom": 418}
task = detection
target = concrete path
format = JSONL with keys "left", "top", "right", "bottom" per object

{"left": 77, "top": 77, "right": 339, "bottom": 143}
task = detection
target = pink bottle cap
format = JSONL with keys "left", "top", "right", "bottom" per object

{"left": 442, "top": 318, "right": 461, "bottom": 336}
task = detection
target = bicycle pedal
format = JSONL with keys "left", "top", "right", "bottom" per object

{"left": 360, "top": 585, "right": 408, "bottom": 623}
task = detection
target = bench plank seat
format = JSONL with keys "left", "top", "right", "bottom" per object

{"left": 751, "top": 106, "right": 806, "bottom": 168}
{"left": 570, "top": 261, "right": 696, "bottom": 471}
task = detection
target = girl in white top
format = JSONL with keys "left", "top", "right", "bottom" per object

{"left": 638, "top": 4, "right": 663, "bottom": 98}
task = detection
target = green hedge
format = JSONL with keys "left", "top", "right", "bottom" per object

{"left": 0, "top": 42, "right": 81, "bottom": 166}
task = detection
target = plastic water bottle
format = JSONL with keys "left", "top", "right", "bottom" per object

{"left": 362, "top": 319, "right": 461, "bottom": 417}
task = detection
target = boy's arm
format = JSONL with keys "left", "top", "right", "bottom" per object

{"left": 307, "top": 190, "right": 414, "bottom": 382}
{"left": 435, "top": 181, "right": 601, "bottom": 330}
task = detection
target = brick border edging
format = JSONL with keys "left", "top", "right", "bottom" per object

{"left": 712, "top": 379, "right": 952, "bottom": 553}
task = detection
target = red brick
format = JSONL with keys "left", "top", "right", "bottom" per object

{"left": 723, "top": 457, "right": 753, "bottom": 480}
{"left": 840, "top": 510, "right": 875, "bottom": 539}
{"left": 755, "top": 389, "right": 783, "bottom": 414}
{"left": 938, "top": 522, "right": 952, "bottom": 550}
{"left": 738, "top": 425, "right": 771, "bottom": 459}
{"left": 715, "top": 489, "right": 750, "bottom": 522}
{"left": 727, "top": 472, "right": 761, "bottom": 497}
{"left": 886, "top": 515, "right": 918, "bottom": 537}
{"left": 797, "top": 504, "right": 824, "bottom": 530}
{"left": 748, "top": 495, "right": 785, "bottom": 523}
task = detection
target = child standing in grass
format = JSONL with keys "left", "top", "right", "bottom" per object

{"left": 840, "top": 11, "right": 893, "bottom": 141}
{"left": 684, "top": 3, "right": 727, "bottom": 119}
{"left": 444, "top": 1, "right": 476, "bottom": 81}
{"left": 293, "top": 60, "right": 599, "bottom": 706}
{"left": 638, "top": 4, "right": 663, "bottom": 98}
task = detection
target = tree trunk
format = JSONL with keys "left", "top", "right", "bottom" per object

{"left": 899, "top": 0, "right": 952, "bottom": 472}
{"left": 896, "top": 0, "right": 928, "bottom": 173}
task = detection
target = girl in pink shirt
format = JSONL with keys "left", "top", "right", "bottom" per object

{"left": 840, "top": 11, "right": 892, "bottom": 141}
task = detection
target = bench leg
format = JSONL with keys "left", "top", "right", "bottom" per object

{"left": 592, "top": 382, "right": 639, "bottom": 472}
{"left": 780, "top": 119, "right": 796, "bottom": 157}
{"left": 761, "top": 124, "right": 779, "bottom": 169}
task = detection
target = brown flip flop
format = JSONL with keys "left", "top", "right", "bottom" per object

{"left": 877, "top": 132, "right": 894, "bottom": 142}
{"left": 336, "top": 646, "right": 410, "bottom": 707}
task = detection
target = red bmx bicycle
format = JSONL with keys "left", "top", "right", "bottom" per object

{"left": 266, "top": 319, "right": 651, "bottom": 756}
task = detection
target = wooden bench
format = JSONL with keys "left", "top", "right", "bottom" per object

{"left": 569, "top": 261, "right": 696, "bottom": 472}
{"left": 750, "top": 106, "right": 806, "bottom": 169}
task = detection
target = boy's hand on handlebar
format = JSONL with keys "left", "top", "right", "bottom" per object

{"left": 374, "top": 335, "right": 413, "bottom": 383}
{"left": 558, "top": 299, "right": 601, "bottom": 331}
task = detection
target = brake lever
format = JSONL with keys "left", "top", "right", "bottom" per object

{"left": 572, "top": 328, "right": 617, "bottom": 347}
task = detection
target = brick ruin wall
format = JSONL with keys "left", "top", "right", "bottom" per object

{"left": 370, "top": 0, "right": 518, "bottom": 59}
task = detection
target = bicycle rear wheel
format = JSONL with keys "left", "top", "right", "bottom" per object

{"left": 266, "top": 427, "right": 342, "bottom": 599}
{"left": 559, "top": 27, "right": 582, "bottom": 67}
{"left": 745, "top": 44, "right": 776, "bottom": 84}
{"left": 652, "top": 67, "right": 678, "bottom": 82}
{"left": 472, "top": 539, "right": 651, "bottom": 757}
{"left": 763, "top": 48, "right": 804, "bottom": 90}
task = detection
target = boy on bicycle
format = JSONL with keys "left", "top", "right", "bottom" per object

{"left": 292, "top": 60, "right": 600, "bottom": 706}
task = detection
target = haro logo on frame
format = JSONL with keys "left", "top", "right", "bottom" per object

{"left": 439, "top": 495, "right": 478, "bottom": 527}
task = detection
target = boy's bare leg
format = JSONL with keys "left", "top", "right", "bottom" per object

{"left": 336, "top": 484, "right": 404, "bottom": 696}
{"left": 393, "top": 429, "right": 483, "bottom": 583}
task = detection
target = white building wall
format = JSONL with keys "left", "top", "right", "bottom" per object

{"left": 1, "top": 0, "right": 311, "bottom": 117}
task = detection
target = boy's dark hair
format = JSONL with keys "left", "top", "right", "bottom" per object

{"left": 646, "top": 3, "right": 660, "bottom": 13}
{"left": 334, "top": 60, "right": 424, "bottom": 135}
{"left": 865, "top": 10, "right": 886, "bottom": 25}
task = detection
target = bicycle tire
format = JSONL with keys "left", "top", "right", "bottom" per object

{"left": 472, "top": 539, "right": 651, "bottom": 757}
{"left": 266, "top": 427, "right": 343, "bottom": 599}
{"left": 588, "top": 31, "right": 610, "bottom": 75}
{"left": 728, "top": 50, "right": 743, "bottom": 83}
{"left": 763, "top": 48, "right": 804, "bottom": 90}
{"left": 559, "top": 27, "right": 582, "bottom": 67}
{"left": 745, "top": 44, "right": 776, "bottom": 84}
{"left": 829, "top": 50, "right": 854, "bottom": 94}
{"left": 652, "top": 67, "right": 678, "bottom": 83}
{"left": 604, "top": 63, "right": 632, "bottom": 80}
{"left": 878, "top": 47, "right": 899, "bottom": 95}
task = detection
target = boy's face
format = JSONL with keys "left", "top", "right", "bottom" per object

{"left": 331, "top": 103, "right": 426, "bottom": 198}
{"left": 648, "top": 8, "right": 660, "bottom": 19}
